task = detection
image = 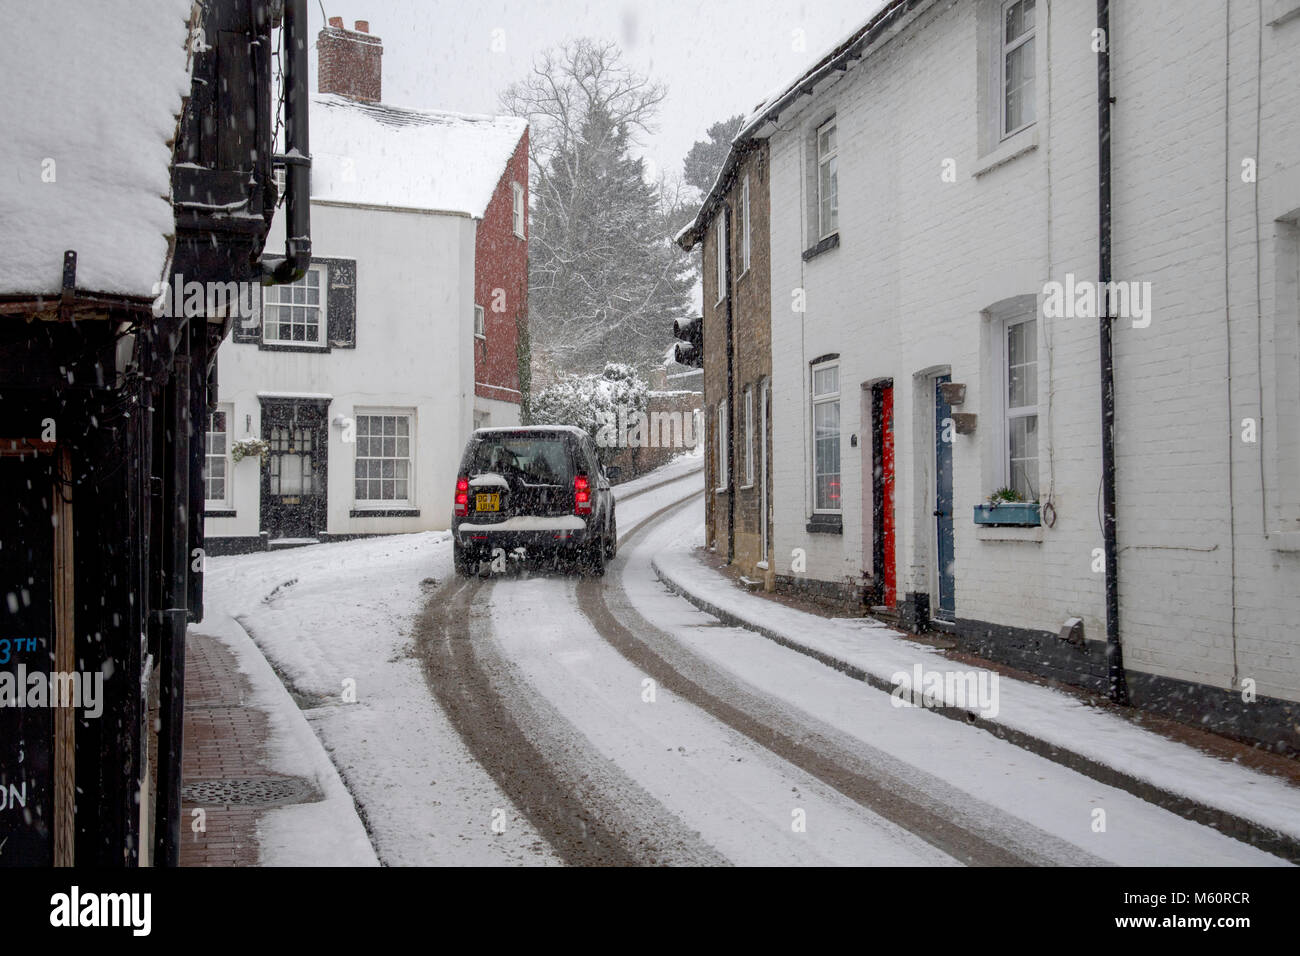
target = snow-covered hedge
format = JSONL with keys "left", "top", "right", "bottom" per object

{"left": 531, "top": 363, "right": 649, "bottom": 462}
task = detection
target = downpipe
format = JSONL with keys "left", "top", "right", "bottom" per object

{"left": 1097, "top": 0, "right": 1129, "bottom": 705}
{"left": 263, "top": 0, "right": 312, "bottom": 284}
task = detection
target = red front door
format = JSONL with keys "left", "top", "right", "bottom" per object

{"left": 880, "top": 385, "right": 896, "bottom": 607}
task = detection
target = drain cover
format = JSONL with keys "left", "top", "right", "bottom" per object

{"left": 182, "top": 776, "right": 319, "bottom": 808}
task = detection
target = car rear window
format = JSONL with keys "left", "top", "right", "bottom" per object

{"left": 467, "top": 435, "right": 573, "bottom": 485}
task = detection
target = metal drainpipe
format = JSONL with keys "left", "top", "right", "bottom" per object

{"left": 264, "top": 0, "right": 312, "bottom": 284}
{"left": 723, "top": 202, "right": 736, "bottom": 563}
{"left": 1097, "top": 0, "right": 1129, "bottom": 705}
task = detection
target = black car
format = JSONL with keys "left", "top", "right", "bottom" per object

{"left": 452, "top": 425, "right": 619, "bottom": 576}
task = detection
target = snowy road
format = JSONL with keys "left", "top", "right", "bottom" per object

{"left": 205, "top": 462, "right": 1289, "bottom": 866}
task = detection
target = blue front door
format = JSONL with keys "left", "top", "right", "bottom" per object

{"left": 934, "top": 375, "right": 955, "bottom": 622}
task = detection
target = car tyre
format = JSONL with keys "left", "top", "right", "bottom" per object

{"left": 585, "top": 532, "right": 606, "bottom": 577}
{"left": 604, "top": 510, "right": 617, "bottom": 560}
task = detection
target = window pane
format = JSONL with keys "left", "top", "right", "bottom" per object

{"left": 1007, "top": 320, "right": 1038, "bottom": 408}
{"left": 1009, "top": 414, "right": 1039, "bottom": 499}
{"left": 1005, "top": 38, "right": 1036, "bottom": 131}
{"left": 813, "top": 399, "right": 840, "bottom": 510}
{"left": 827, "top": 156, "right": 838, "bottom": 231}
{"left": 813, "top": 366, "right": 838, "bottom": 396}
{"left": 1006, "top": 0, "right": 1035, "bottom": 43}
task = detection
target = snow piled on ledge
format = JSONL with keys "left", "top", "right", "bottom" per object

{"left": 0, "top": 1, "right": 194, "bottom": 298}
{"left": 311, "top": 94, "right": 527, "bottom": 219}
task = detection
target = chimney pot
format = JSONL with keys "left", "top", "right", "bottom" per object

{"left": 354, "top": 20, "right": 369, "bottom": 33}
{"left": 328, "top": 15, "right": 343, "bottom": 28}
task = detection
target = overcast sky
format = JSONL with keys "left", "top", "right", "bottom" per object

{"left": 306, "top": 1, "right": 883, "bottom": 181}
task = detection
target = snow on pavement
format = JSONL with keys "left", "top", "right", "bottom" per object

{"left": 195, "top": 611, "right": 378, "bottom": 866}
{"left": 203, "top": 532, "right": 560, "bottom": 866}
{"left": 631, "top": 501, "right": 1292, "bottom": 866}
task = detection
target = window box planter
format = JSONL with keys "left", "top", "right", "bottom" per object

{"left": 973, "top": 501, "right": 1040, "bottom": 526}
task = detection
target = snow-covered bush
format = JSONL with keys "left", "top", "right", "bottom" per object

{"left": 531, "top": 363, "right": 649, "bottom": 463}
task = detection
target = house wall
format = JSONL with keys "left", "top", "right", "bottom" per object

{"left": 206, "top": 201, "right": 476, "bottom": 541}
{"left": 699, "top": 145, "right": 774, "bottom": 578}
{"left": 765, "top": 0, "right": 1300, "bottom": 745}
{"left": 474, "top": 129, "right": 529, "bottom": 418}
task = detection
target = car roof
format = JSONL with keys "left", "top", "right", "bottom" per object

{"left": 472, "top": 425, "right": 588, "bottom": 438}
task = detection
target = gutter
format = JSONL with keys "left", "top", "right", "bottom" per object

{"left": 1097, "top": 0, "right": 1128, "bottom": 705}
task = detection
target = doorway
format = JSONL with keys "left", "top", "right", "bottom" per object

{"left": 260, "top": 398, "right": 329, "bottom": 539}
{"left": 932, "top": 374, "right": 955, "bottom": 623}
{"left": 868, "top": 381, "right": 896, "bottom": 607}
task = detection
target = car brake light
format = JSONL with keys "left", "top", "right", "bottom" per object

{"left": 454, "top": 476, "right": 469, "bottom": 517}
{"left": 574, "top": 474, "right": 591, "bottom": 515}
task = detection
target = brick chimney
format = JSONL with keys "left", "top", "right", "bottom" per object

{"left": 318, "top": 17, "right": 382, "bottom": 102}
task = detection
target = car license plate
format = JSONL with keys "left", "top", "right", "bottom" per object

{"left": 476, "top": 492, "right": 499, "bottom": 512}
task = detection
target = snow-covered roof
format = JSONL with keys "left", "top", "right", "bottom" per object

{"left": 310, "top": 94, "right": 527, "bottom": 219}
{"left": 0, "top": 1, "right": 194, "bottom": 298}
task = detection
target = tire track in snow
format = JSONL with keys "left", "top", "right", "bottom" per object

{"left": 575, "top": 497, "right": 1101, "bottom": 867}
{"left": 413, "top": 572, "right": 724, "bottom": 866}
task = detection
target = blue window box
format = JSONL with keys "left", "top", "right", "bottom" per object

{"left": 973, "top": 502, "right": 1041, "bottom": 526}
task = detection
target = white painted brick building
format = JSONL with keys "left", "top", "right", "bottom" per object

{"left": 752, "top": 0, "right": 1300, "bottom": 749}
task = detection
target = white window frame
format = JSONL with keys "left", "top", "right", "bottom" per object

{"left": 474, "top": 304, "right": 486, "bottom": 338}
{"left": 994, "top": 314, "right": 1040, "bottom": 499}
{"left": 262, "top": 263, "right": 328, "bottom": 348}
{"left": 1000, "top": 0, "right": 1037, "bottom": 141}
{"left": 811, "top": 360, "right": 841, "bottom": 514}
{"left": 352, "top": 408, "right": 416, "bottom": 510}
{"left": 742, "top": 385, "right": 754, "bottom": 488}
{"left": 203, "top": 403, "right": 233, "bottom": 509}
{"left": 716, "top": 399, "right": 729, "bottom": 492}
{"left": 816, "top": 118, "right": 838, "bottom": 240}
{"left": 512, "top": 181, "right": 525, "bottom": 238}
{"left": 740, "top": 174, "right": 751, "bottom": 276}
{"left": 715, "top": 219, "right": 727, "bottom": 304}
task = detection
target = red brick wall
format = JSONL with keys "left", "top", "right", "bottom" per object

{"left": 317, "top": 21, "right": 382, "bottom": 102}
{"left": 473, "top": 130, "right": 528, "bottom": 408}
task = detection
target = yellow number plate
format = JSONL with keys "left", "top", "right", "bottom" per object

{"left": 475, "top": 492, "right": 500, "bottom": 512}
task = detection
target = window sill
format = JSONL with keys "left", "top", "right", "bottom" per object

{"left": 259, "top": 342, "right": 330, "bottom": 354}
{"left": 973, "top": 127, "right": 1038, "bottom": 178}
{"left": 802, "top": 232, "right": 840, "bottom": 262}
{"left": 205, "top": 509, "right": 237, "bottom": 518}
{"left": 739, "top": 482, "right": 755, "bottom": 491}
{"left": 350, "top": 508, "right": 421, "bottom": 518}
{"left": 806, "top": 513, "right": 842, "bottom": 534}
{"left": 715, "top": 486, "right": 729, "bottom": 495}
{"left": 975, "top": 525, "right": 1043, "bottom": 543}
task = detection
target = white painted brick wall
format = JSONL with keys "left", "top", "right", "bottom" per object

{"left": 767, "top": 0, "right": 1300, "bottom": 701}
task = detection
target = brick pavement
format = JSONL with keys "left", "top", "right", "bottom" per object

{"left": 180, "top": 631, "right": 301, "bottom": 866}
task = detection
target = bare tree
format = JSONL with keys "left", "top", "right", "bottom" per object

{"left": 500, "top": 39, "right": 691, "bottom": 376}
